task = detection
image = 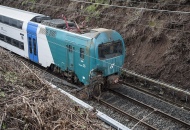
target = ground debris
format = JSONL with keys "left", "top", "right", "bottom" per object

{"left": 0, "top": 48, "right": 109, "bottom": 130}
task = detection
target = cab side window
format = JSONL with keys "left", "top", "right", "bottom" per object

{"left": 80, "top": 48, "right": 84, "bottom": 59}
{"left": 69, "top": 45, "right": 73, "bottom": 52}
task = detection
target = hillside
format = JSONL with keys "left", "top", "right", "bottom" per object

{"left": 1, "top": 0, "right": 190, "bottom": 89}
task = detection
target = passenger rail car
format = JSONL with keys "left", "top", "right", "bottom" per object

{"left": 0, "top": 5, "right": 125, "bottom": 95}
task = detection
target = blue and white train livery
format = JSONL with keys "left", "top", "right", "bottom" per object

{"left": 0, "top": 5, "right": 125, "bottom": 96}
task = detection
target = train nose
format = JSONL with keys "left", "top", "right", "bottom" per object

{"left": 106, "top": 57, "right": 121, "bottom": 75}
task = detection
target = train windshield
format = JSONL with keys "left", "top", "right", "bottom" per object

{"left": 98, "top": 41, "right": 123, "bottom": 60}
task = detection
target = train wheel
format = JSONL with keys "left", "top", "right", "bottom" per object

{"left": 50, "top": 64, "right": 55, "bottom": 72}
{"left": 73, "top": 75, "right": 79, "bottom": 84}
{"left": 89, "top": 76, "right": 104, "bottom": 98}
{"left": 92, "top": 81, "right": 103, "bottom": 97}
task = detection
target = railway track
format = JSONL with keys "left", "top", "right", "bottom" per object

{"left": 94, "top": 86, "right": 190, "bottom": 129}
{"left": 122, "top": 81, "right": 190, "bottom": 111}
{"left": 94, "top": 96, "right": 157, "bottom": 130}
{"left": 119, "top": 71, "right": 190, "bottom": 111}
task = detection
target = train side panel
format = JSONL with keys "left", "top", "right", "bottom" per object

{"left": 37, "top": 24, "right": 54, "bottom": 67}
{"left": 66, "top": 35, "right": 91, "bottom": 85}
{"left": 0, "top": 22, "right": 28, "bottom": 58}
{"left": 45, "top": 27, "right": 68, "bottom": 70}
{"left": 45, "top": 26, "right": 91, "bottom": 85}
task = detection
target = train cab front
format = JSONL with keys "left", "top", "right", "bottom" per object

{"left": 92, "top": 28, "right": 125, "bottom": 86}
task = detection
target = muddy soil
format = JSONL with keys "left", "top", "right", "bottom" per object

{"left": 1, "top": 0, "right": 190, "bottom": 89}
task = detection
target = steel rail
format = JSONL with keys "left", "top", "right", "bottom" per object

{"left": 122, "top": 69, "right": 190, "bottom": 97}
{"left": 94, "top": 96, "right": 157, "bottom": 130}
{"left": 110, "top": 89, "right": 190, "bottom": 128}
{"left": 122, "top": 82, "right": 190, "bottom": 111}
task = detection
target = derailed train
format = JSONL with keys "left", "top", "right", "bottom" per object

{"left": 0, "top": 5, "right": 125, "bottom": 95}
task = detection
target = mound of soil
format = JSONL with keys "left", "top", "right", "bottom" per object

{"left": 1, "top": 0, "right": 190, "bottom": 89}
{"left": 0, "top": 48, "right": 107, "bottom": 129}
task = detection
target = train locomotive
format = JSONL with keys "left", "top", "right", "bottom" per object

{"left": 0, "top": 5, "right": 125, "bottom": 96}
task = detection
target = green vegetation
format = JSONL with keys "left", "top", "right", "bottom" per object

{"left": 21, "top": 0, "right": 36, "bottom": 10}
{"left": 85, "top": 4, "right": 98, "bottom": 14}
{"left": 21, "top": 0, "right": 36, "bottom": 5}
{"left": 0, "top": 91, "right": 5, "bottom": 98}
{"left": 94, "top": 0, "right": 110, "bottom": 4}
{"left": 149, "top": 21, "right": 156, "bottom": 27}
{"left": 1, "top": 123, "right": 6, "bottom": 130}
{"left": 84, "top": 4, "right": 100, "bottom": 22}
{"left": 95, "top": 0, "right": 104, "bottom": 3}
{"left": 5, "top": 72, "right": 17, "bottom": 84}
{"left": 84, "top": 0, "right": 111, "bottom": 22}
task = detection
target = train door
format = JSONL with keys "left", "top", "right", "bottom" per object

{"left": 27, "top": 34, "right": 38, "bottom": 63}
{"left": 67, "top": 44, "right": 74, "bottom": 71}
{"left": 27, "top": 22, "right": 38, "bottom": 63}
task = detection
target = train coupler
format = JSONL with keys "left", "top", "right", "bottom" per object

{"left": 107, "top": 75, "right": 119, "bottom": 85}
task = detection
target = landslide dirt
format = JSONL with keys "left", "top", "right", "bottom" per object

{"left": 0, "top": 48, "right": 109, "bottom": 129}
{"left": 1, "top": 0, "right": 190, "bottom": 89}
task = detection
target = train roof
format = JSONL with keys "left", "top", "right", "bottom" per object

{"left": 0, "top": 5, "right": 45, "bottom": 21}
{"left": 82, "top": 28, "right": 113, "bottom": 38}
{"left": 0, "top": 5, "right": 115, "bottom": 39}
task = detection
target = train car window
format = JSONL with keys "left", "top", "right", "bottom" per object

{"left": 17, "top": 21, "right": 23, "bottom": 29}
{"left": 19, "top": 42, "right": 24, "bottom": 50}
{"left": 9, "top": 18, "right": 13, "bottom": 26}
{"left": 13, "top": 39, "right": 19, "bottom": 47}
{"left": 0, "top": 15, "right": 23, "bottom": 29}
{"left": 0, "top": 33, "right": 24, "bottom": 50}
{"left": 1, "top": 16, "right": 5, "bottom": 23}
{"left": 29, "top": 37, "right": 32, "bottom": 53}
{"left": 80, "top": 48, "right": 84, "bottom": 59}
{"left": 0, "top": 34, "right": 4, "bottom": 41}
{"left": 9, "top": 18, "right": 17, "bottom": 27}
{"left": 6, "top": 36, "right": 12, "bottom": 44}
{"left": 33, "top": 39, "right": 37, "bottom": 55}
{"left": 3, "top": 16, "right": 9, "bottom": 24}
{"left": 0, "top": 15, "right": 2, "bottom": 22}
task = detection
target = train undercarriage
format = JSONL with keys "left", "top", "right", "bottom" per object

{"left": 49, "top": 64, "right": 119, "bottom": 98}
